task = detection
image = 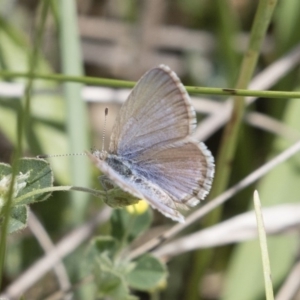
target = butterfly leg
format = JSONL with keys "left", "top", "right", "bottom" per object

{"left": 99, "top": 175, "right": 114, "bottom": 206}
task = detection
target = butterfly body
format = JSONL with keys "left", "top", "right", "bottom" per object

{"left": 89, "top": 65, "right": 214, "bottom": 223}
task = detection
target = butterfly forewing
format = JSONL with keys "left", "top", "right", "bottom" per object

{"left": 109, "top": 65, "right": 196, "bottom": 158}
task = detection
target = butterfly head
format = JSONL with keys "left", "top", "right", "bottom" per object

{"left": 92, "top": 149, "right": 108, "bottom": 161}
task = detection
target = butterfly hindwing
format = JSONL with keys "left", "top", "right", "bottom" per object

{"left": 134, "top": 139, "right": 214, "bottom": 205}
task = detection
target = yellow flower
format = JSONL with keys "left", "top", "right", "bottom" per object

{"left": 126, "top": 199, "right": 149, "bottom": 215}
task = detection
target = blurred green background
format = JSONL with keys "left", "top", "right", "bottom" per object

{"left": 0, "top": 0, "right": 300, "bottom": 299}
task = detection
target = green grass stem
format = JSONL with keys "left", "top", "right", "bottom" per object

{"left": 13, "top": 185, "right": 106, "bottom": 205}
{"left": 0, "top": 0, "right": 50, "bottom": 288}
{"left": 0, "top": 70, "right": 299, "bottom": 99}
{"left": 186, "top": 1, "right": 278, "bottom": 298}
{"left": 58, "top": 0, "right": 90, "bottom": 223}
{"left": 253, "top": 190, "right": 274, "bottom": 300}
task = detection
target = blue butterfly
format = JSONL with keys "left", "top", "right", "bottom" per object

{"left": 89, "top": 65, "right": 214, "bottom": 222}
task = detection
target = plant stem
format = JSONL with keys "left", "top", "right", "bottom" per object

{"left": 14, "top": 186, "right": 106, "bottom": 204}
{"left": 1, "top": 70, "right": 300, "bottom": 99}
{"left": 58, "top": 0, "right": 90, "bottom": 224}
{"left": 187, "top": 0, "right": 278, "bottom": 298}
{"left": 210, "top": 0, "right": 279, "bottom": 201}
{"left": 0, "top": 0, "right": 50, "bottom": 288}
{"left": 253, "top": 190, "right": 274, "bottom": 300}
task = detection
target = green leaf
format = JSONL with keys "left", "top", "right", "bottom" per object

{"left": 127, "top": 254, "right": 167, "bottom": 291}
{"left": 16, "top": 158, "right": 53, "bottom": 205}
{"left": 0, "top": 159, "right": 52, "bottom": 233}
{"left": 0, "top": 159, "right": 52, "bottom": 207}
{"left": 0, "top": 162, "right": 11, "bottom": 176}
{"left": 89, "top": 236, "right": 119, "bottom": 260}
{"left": 0, "top": 163, "right": 12, "bottom": 209}
{"left": 85, "top": 236, "right": 120, "bottom": 272}
{"left": 94, "top": 256, "right": 138, "bottom": 300}
{"left": 8, "top": 205, "right": 28, "bottom": 233}
{"left": 91, "top": 251, "right": 137, "bottom": 300}
{"left": 111, "top": 208, "right": 152, "bottom": 243}
{"left": 86, "top": 236, "right": 139, "bottom": 299}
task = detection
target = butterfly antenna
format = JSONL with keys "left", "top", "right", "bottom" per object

{"left": 37, "top": 152, "right": 86, "bottom": 159}
{"left": 102, "top": 107, "right": 108, "bottom": 152}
